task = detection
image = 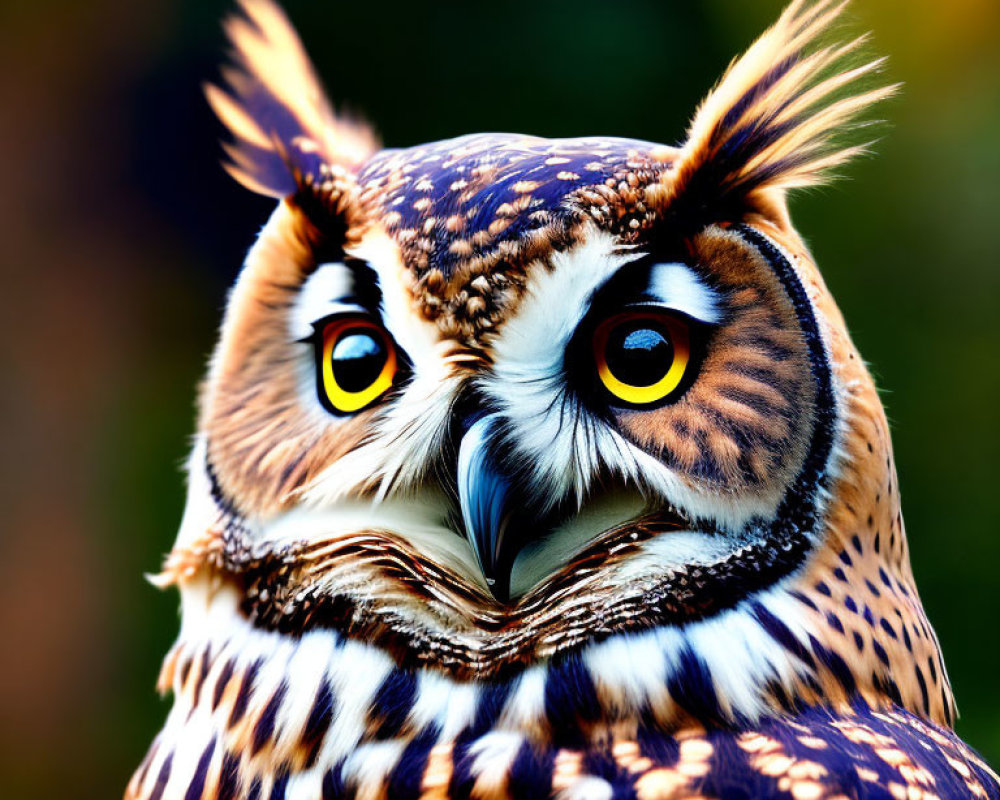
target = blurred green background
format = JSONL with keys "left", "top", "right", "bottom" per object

{"left": 0, "top": 0, "right": 996, "bottom": 797}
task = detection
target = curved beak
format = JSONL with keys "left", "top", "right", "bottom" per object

{"left": 456, "top": 415, "right": 520, "bottom": 602}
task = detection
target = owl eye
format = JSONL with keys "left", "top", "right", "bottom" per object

{"left": 317, "top": 317, "right": 398, "bottom": 414}
{"left": 592, "top": 310, "right": 691, "bottom": 407}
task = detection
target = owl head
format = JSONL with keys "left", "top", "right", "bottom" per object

{"left": 160, "top": 0, "right": 952, "bottom": 732}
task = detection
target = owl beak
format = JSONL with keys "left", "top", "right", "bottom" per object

{"left": 456, "top": 415, "right": 520, "bottom": 602}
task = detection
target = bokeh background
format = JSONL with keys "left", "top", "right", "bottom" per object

{"left": 0, "top": 0, "right": 997, "bottom": 797}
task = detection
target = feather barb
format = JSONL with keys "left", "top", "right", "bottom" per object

{"left": 661, "top": 0, "right": 899, "bottom": 218}
{"left": 206, "top": 0, "right": 378, "bottom": 198}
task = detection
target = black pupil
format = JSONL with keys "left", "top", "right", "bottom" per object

{"left": 605, "top": 324, "right": 673, "bottom": 387}
{"left": 331, "top": 330, "right": 387, "bottom": 392}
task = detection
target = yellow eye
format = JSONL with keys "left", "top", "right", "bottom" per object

{"left": 592, "top": 310, "right": 691, "bottom": 407}
{"left": 318, "top": 317, "right": 398, "bottom": 414}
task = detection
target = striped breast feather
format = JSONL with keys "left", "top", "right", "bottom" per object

{"left": 204, "top": 0, "right": 378, "bottom": 198}
{"left": 660, "top": 0, "right": 899, "bottom": 222}
{"left": 126, "top": 689, "right": 1000, "bottom": 800}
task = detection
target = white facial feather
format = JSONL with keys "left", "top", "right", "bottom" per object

{"left": 289, "top": 261, "right": 365, "bottom": 340}
{"left": 351, "top": 228, "right": 443, "bottom": 378}
{"left": 303, "top": 230, "right": 462, "bottom": 504}
{"left": 645, "top": 261, "right": 723, "bottom": 324}
{"left": 482, "top": 230, "right": 638, "bottom": 499}
{"left": 174, "top": 436, "right": 236, "bottom": 552}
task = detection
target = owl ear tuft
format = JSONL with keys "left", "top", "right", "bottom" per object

{"left": 659, "top": 0, "right": 898, "bottom": 224}
{"left": 205, "top": 0, "right": 379, "bottom": 199}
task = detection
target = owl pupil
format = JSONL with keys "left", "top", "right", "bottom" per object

{"left": 331, "top": 331, "right": 387, "bottom": 392}
{"left": 606, "top": 325, "right": 673, "bottom": 387}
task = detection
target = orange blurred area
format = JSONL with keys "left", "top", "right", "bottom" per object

{"left": 0, "top": 2, "right": 996, "bottom": 797}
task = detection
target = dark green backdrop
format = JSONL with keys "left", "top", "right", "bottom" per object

{"left": 0, "top": 1, "right": 996, "bottom": 797}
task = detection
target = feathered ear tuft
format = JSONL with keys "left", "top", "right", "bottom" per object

{"left": 659, "top": 0, "right": 898, "bottom": 223}
{"left": 205, "top": 0, "right": 379, "bottom": 198}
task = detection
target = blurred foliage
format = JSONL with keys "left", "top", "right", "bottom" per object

{"left": 0, "top": 1, "right": 996, "bottom": 797}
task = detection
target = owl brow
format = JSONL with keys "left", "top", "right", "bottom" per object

{"left": 289, "top": 259, "right": 383, "bottom": 340}
{"left": 643, "top": 262, "right": 723, "bottom": 324}
{"left": 589, "top": 260, "right": 723, "bottom": 325}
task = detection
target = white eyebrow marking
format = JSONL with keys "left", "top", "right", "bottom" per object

{"left": 645, "top": 262, "right": 722, "bottom": 324}
{"left": 289, "top": 262, "right": 366, "bottom": 340}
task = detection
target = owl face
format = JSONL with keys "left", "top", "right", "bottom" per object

{"left": 162, "top": 0, "right": 951, "bottom": 720}
{"left": 204, "top": 147, "right": 826, "bottom": 600}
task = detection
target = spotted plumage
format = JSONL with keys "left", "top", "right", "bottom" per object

{"left": 358, "top": 135, "right": 670, "bottom": 338}
{"left": 127, "top": 1, "right": 997, "bottom": 799}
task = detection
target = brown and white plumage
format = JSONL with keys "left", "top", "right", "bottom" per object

{"left": 127, "top": 2, "right": 997, "bottom": 799}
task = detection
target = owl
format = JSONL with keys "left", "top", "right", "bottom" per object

{"left": 126, "top": 1, "right": 999, "bottom": 799}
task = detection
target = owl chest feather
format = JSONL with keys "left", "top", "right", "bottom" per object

{"left": 127, "top": 597, "right": 999, "bottom": 800}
